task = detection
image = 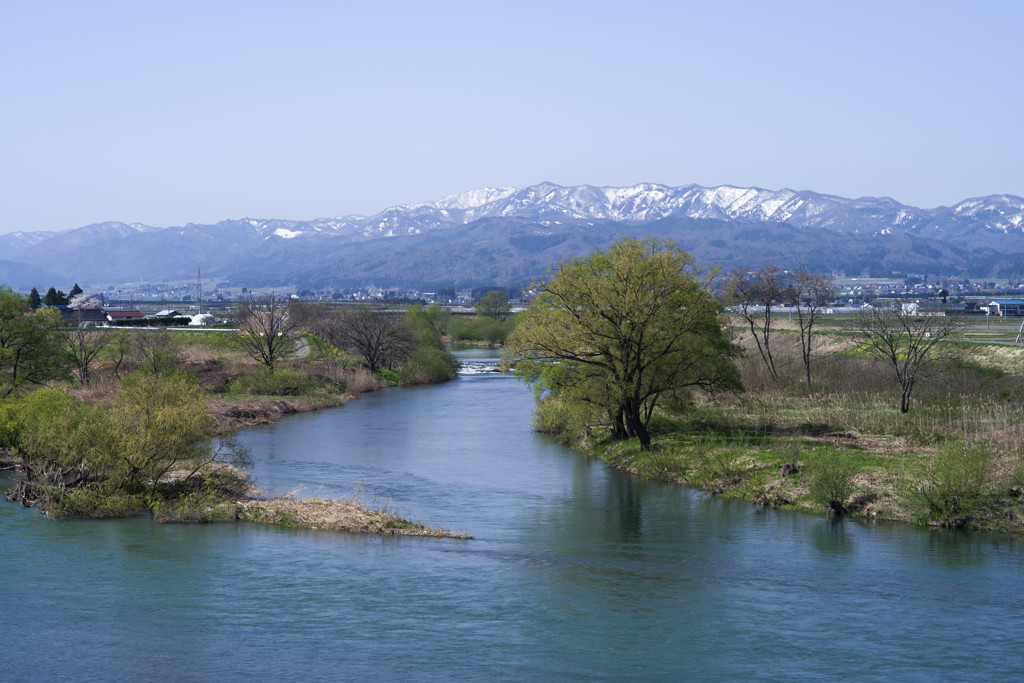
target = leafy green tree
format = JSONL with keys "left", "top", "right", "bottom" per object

{"left": 475, "top": 290, "right": 512, "bottom": 320}
{"left": 505, "top": 237, "right": 740, "bottom": 450}
{"left": 0, "top": 287, "right": 65, "bottom": 396}
{"left": 400, "top": 303, "right": 459, "bottom": 384}
{"left": 28, "top": 288, "right": 41, "bottom": 308}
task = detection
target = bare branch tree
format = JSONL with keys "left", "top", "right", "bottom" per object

{"left": 234, "top": 292, "right": 296, "bottom": 371}
{"left": 318, "top": 306, "right": 411, "bottom": 373}
{"left": 851, "top": 302, "right": 962, "bottom": 413}
{"left": 131, "top": 328, "right": 179, "bottom": 374}
{"left": 792, "top": 270, "right": 834, "bottom": 389}
{"left": 727, "top": 265, "right": 785, "bottom": 381}
{"left": 56, "top": 311, "right": 112, "bottom": 385}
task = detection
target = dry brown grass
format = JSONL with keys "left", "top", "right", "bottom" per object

{"left": 177, "top": 344, "right": 249, "bottom": 373}
{"left": 68, "top": 376, "right": 122, "bottom": 406}
{"left": 346, "top": 366, "right": 383, "bottom": 395}
{"left": 234, "top": 492, "right": 469, "bottom": 538}
{"left": 207, "top": 394, "right": 348, "bottom": 432}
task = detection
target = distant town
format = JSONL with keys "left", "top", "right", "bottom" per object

{"left": 66, "top": 272, "right": 1024, "bottom": 318}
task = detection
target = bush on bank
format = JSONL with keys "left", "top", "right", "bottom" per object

{"left": 5, "top": 371, "right": 251, "bottom": 519}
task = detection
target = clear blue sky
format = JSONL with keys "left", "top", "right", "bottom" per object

{"left": 3, "top": 0, "right": 1022, "bottom": 233}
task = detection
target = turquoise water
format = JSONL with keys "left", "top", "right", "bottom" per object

{"left": 3, "top": 355, "right": 1024, "bottom": 680}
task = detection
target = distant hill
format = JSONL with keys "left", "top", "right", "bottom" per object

{"left": 3, "top": 182, "right": 1023, "bottom": 290}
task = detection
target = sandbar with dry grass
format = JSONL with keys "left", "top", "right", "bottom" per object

{"left": 229, "top": 495, "right": 470, "bottom": 538}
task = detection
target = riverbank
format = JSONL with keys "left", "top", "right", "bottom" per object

{"left": 4, "top": 366, "right": 460, "bottom": 537}
{"left": 208, "top": 394, "right": 350, "bottom": 432}
{"left": 536, "top": 332, "right": 1024, "bottom": 532}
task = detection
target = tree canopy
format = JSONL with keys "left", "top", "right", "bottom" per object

{"left": 0, "top": 287, "right": 65, "bottom": 396}
{"left": 505, "top": 237, "right": 740, "bottom": 449}
{"left": 475, "top": 290, "right": 512, "bottom": 320}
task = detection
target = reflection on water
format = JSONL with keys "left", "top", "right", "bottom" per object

{"left": 3, "top": 353, "right": 1024, "bottom": 679}
{"left": 810, "top": 517, "right": 856, "bottom": 555}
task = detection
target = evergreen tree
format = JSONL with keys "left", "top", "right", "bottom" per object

{"left": 28, "top": 287, "right": 41, "bottom": 308}
{"left": 43, "top": 287, "right": 59, "bottom": 306}
{"left": 68, "top": 283, "right": 83, "bottom": 299}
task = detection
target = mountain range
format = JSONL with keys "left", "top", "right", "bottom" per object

{"left": 2, "top": 182, "right": 1023, "bottom": 291}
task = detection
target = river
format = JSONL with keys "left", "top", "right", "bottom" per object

{"left": 2, "top": 350, "right": 1024, "bottom": 680}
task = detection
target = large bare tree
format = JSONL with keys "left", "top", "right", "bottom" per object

{"left": 234, "top": 292, "right": 296, "bottom": 371}
{"left": 329, "top": 306, "right": 411, "bottom": 373}
{"left": 852, "top": 303, "right": 961, "bottom": 413}
{"left": 289, "top": 302, "right": 412, "bottom": 373}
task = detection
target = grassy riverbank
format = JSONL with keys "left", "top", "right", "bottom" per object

{"left": 3, "top": 323, "right": 460, "bottom": 537}
{"left": 539, "top": 329, "right": 1024, "bottom": 532}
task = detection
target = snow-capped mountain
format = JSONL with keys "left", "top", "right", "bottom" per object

{"left": 358, "top": 182, "right": 1024, "bottom": 239}
{"left": 2, "top": 182, "right": 1023, "bottom": 290}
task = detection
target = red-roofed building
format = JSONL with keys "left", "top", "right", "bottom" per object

{"left": 105, "top": 310, "right": 145, "bottom": 323}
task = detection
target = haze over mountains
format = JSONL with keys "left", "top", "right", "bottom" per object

{"left": 3, "top": 182, "right": 1024, "bottom": 291}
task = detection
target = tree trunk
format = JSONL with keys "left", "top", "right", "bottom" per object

{"left": 624, "top": 404, "right": 651, "bottom": 449}
{"left": 900, "top": 385, "right": 912, "bottom": 413}
{"left": 610, "top": 406, "right": 627, "bottom": 440}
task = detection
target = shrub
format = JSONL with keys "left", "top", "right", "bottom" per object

{"left": 532, "top": 394, "right": 597, "bottom": 443}
{"left": 398, "top": 348, "right": 459, "bottom": 386}
{"left": 0, "top": 400, "right": 23, "bottom": 450}
{"left": 13, "top": 387, "right": 116, "bottom": 473}
{"left": 228, "top": 366, "right": 313, "bottom": 396}
{"left": 807, "top": 452, "right": 859, "bottom": 515}
{"left": 376, "top": 367, "right": 401, "bottom": 386}
{"left": 918, "top": 441, "right": 991, "bottom": 528}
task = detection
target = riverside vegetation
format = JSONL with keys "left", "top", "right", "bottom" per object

{"left": 506, "top": 238, "right": 1024, "bottom": 532}
{"left": 0, "top": 287, "right": 463, "bottom": 536}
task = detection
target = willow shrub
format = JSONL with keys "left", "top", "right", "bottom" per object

{"left": 9, "top": 372, "right": 250, "bottom": 518}
{"left": 13, "top": 387, "right": 118, "bottom": 474}
{"left": 917, "top": 440, "right": 992, "bottom": 528}
{"left": 807, "top": 452, "right": 859, "bottom": 515}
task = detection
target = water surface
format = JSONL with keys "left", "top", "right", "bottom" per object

{"left": 3, "top": 353, "right": 1023, "bottom": 680}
